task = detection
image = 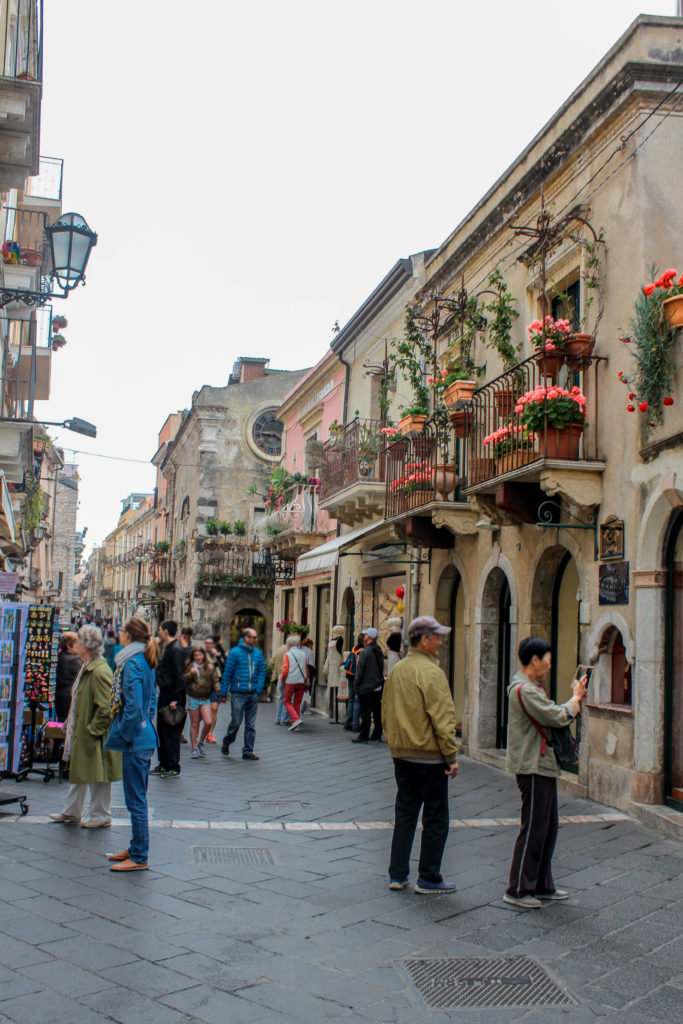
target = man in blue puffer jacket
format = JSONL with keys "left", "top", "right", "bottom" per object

{"left": 219, "top": 627, "right": 266, "bottom": 761}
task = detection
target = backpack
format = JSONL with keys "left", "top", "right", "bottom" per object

{"left": 344, "top": 647, "right": 360, "bottom": 677}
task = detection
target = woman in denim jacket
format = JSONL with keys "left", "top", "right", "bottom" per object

{"left": 104, "top": 617, "right": 158, "bottom": 872}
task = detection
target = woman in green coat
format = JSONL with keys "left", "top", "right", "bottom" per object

{"left": 50, "top": 624, "right": 122, "bottom": 829}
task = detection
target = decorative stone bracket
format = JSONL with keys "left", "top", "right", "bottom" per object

{"left": 539, "top": 465, "right": 604, "bottom": 508}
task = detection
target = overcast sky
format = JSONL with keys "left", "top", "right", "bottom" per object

{"left": 35, "top": 1, "right": 675, "bottom": 554}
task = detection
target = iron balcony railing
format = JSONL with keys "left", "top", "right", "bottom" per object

{"left": 319, "top": 418, "right": 385, "bottom": 502}
{"left": 196, "top": 541, "right": 294, "bottom": 587}
{"left": 0, "top": 205, "right": 49, "bottom": 273}
{"left": 258, "top": 484, "right": 322, "bottom": 541}
{"left": 385, "top": 422, "right": 464, "bottom": 519}
{"left": 0, "top": 307, "right": 51, "bottom": 420}
{"left": 466, "top": 351, "right": 605, "bottom": 487}
{"left": 1, "top": 0, "right": 42, "bottom": 83}
{"left": 149, "top": 554, "right": 175, "bottom": 587}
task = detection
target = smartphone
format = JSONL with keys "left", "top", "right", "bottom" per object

{"left": 576, "top": 664, "right": 592, "bottom": 687}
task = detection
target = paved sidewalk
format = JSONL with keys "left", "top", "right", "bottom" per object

{"left": 0, "top": 705, "right": 681, "bottom": 1023}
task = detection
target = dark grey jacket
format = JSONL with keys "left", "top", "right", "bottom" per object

{"left": 354, "top": 642, "right": 385, "bottom": 696}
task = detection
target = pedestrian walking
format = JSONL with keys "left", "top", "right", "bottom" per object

{"left": 203, "top": 635, "right": 224, "bottom": 742}
{"left": 152, "top": 620, "right": 187, "bottom": 778}
{"left": 352, "top": 627, "right": 384, "bottom": 743}
{"left": 220, "top": 626, "right": 265, "bottom": 760}
{"left": 54, "top": 632, "right": 81, "bottom": 723}
{"left": 281, "top": 634, "right": 309, "bottom": 731}
{"left": 49, "top": 625, "right": 122, "bottom": 829}
{"left": 103, "top": 628, "right": 119, "bottom": 673}
{"left": 105, "top": 617, "right": 159, "bottom": 872}
{"left": 504, "top": 636, "right": 587, "bottom": 909}
{"left": 185, "top": 646, "right": 220, "bottom": 757}
{"left": 343, "top": 633, "right": 364, "bottom": 732}
{"left": 382, "top": 615, "right": 458, "bottom": 894}
{"left": 271, "top": 636, "right": 290, "bottom": 724}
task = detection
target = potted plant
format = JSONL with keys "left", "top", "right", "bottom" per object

{"left": 51, "top": 334, "right": 67, "bottom": 351}
{"left": 232, "top": 519, "right": 247, "bottom": 536}
{"left": 389, "top": 459, "right": 434, "bottom": 505}
{"left": 219, "top": 520, "right": 232, "bottom": 537}
{"left": 153, "top": 540, "right": 170, "bottom": 555}
{"left": 393, "top": 306, "right": 432, "bottom": 433}
{"left": 515, "top": 384, "right": 586, "bottom": 459}
{"left": 328, "top": 419, "right": 345, "bottom": 444}
{"left": 205, "top": 518, "right": 219, "bottom": 536}
{"left": 51, "top": 315, "right": 68, "bottom": 332}
{"left": 484, "top": 424, "right": 536, "bottom": 474}
{"left": 658, "top": 268, "right": 683, "bottom": 327}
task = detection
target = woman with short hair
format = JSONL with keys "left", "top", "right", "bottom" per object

{"left": 55, "top": 632, "right": 82, "bottom": 722}
{"left": 104, "top": 617, "right": 159, "bottom": 872}
{"left": 49, "top": 625, "right": 121, "bottom": 828}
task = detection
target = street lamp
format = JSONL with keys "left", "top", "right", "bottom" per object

{"left": 45, "top": 213, "right": 98, "bottom": 297}
{"left": 0, "top": 416, "right": 98, "bottom": 437}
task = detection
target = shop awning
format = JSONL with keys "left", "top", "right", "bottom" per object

{"left": 296, "top": 522, "right": 379, "bottom": 576}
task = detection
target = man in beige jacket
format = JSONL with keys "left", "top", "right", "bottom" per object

{"left": 382, "top": 616, "right": 459, "bottom": 894}
{"left": 505, "top": 636, "right": 588, "bottom": 909}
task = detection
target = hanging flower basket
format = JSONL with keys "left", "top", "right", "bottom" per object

{"left": 534, "top": 345, "right": 564, "bottom": 378}
{"left": 663, "top": 294, "right": 683, "bottom": 329}
{"left": 398, "top": 413, "right": 427, "bottom": 435}
{"left": 443, "top": 379, "right": 476, "bottom": 407}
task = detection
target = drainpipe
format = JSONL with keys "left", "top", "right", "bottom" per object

{"left": 331, "top": 343, "right": 353, "bottom": 622}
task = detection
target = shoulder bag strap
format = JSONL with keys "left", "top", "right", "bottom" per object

{"left": 517, "top": 684, "right": 548, "bottom": 756}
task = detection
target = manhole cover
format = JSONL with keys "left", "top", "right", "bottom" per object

{"left": 403, "top": 956, "right": 574, "bottom": 1009}
{"left": 249, "top": 800, "right": 303, "bottom": 812}
{"left": 193, "top": 847, "right": 274, "bottom": 866}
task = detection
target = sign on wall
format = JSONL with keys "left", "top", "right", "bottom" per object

{"left": 599, "top": 561, "right": 629, "bottom": 605}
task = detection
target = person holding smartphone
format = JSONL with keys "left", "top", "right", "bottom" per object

{"left": 504, "top": 636, "right": 588, "bottom": 910}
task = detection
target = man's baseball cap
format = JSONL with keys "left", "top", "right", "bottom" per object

{"left": 407, "top": 616, "right": 451, "bottom": 637}
{"left": 363, "top": 627, "right": 379, "bottom": 639}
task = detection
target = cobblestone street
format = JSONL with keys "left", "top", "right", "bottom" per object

{"left": 0, "top": 706, "right": 682, "bottom": 1023}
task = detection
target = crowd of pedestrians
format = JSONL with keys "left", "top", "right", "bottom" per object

{"left": 50, "top": 610, "right": 588, "bottom": 905}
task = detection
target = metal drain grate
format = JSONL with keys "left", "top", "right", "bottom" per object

{"left": 403, "top": 956, "right": 574, "bottom": 1009}
{"left": 249, "top": 800, "right": 303, "bottom": 812}
{"left": 193, "top": 846, "right": 274, "bottom": 866}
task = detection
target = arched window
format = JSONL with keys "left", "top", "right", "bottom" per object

{"left": 596, "top": 626, "right": 632, "bottom": 706}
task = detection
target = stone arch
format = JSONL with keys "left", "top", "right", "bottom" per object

{"left": 587, "top": 611, "right": 635, "bottom": 665}
{"left": 472, "top": 555, "right": 516, "bottom": 750}
{"left": 636, "top": 471, "right": 683, "bottom": 571}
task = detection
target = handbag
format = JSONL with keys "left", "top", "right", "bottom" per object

{"left": 516, "top": 685, "right": 578, "bottom": 768}
{"left": 160, "top": 704, "right": 187, "bottom": 727}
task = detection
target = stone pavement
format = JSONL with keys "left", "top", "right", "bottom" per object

{"left": 0, "top": 705, "right": 681, "bottom": 1023}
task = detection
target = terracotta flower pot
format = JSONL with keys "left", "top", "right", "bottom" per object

{"left": 449, "top": 406, "right": 472, "bottom": 438}
{"left": 539, "top": 424, "right": 583, "bottom": 459}
{"left": 20, "top": 248, "right": 42, "bottom": 268}
{"left": 663, "top": 294, "right": 683, "bottom": 329}
{"left": 398, "top": 414, "right": 427, "bottom": 435}
{"left": 434, "top": 464, "right": 458, "bottom": 499}
{"left": 443, "top": 380, "right": 477, "bottom": 407}
{"left": 564, "top": 333, "right": 594, "bottom": 357}
{"left": 534, "top": 348, "right": 564, "bottom": 378}
{"left": 494, "top": 389, "right": 517, "bottom": 419}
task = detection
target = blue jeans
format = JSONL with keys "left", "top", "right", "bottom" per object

{"left": 344, "top": 678, "right": 360, "bottom": 729}
{"left": 122, "top": 750, "right": 153, "bottom": 864}
{"left": 224, "top": 692, "right": 259, "bottom": 754}
{"left": 275, "top": 689, "right": 290, "bottom": 724}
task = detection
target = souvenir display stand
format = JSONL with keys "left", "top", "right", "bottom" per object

{"left": 16, "top": 604, "right": 59, "bottom": 783}
{"left": 0, "top": 601, "right": 30, "bottom": 811}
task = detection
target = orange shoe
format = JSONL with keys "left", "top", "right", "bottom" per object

{"left": 106, "top": 850, "right": 130, "bottom": 862}
{"left": 110, "top": 858, "right": 149, "bottom": 872}
{"left": 206, "top": 733, "right": 216, "bottom": 743}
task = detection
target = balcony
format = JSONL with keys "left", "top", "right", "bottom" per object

{"left": 0, "top": 0, "right": 43, "bottom": 191}
{"left": 385, "top": 424, "right": 476, "bottom": 545}
{"left": 258, "top": 484, "right": 329, "bottom": 558}
{"left": 319, "top": 418, "right": 386, "bottom": 526}
{"left": 0, "top": 205, "right": 50, "bottom": 316}
{"left": 196, "top": 540, "right": 294, "bottom": 594}
{"left": 464, "top": 352, "right": 606, "bottom": 511}
{"left": 2, "top": 308, "right": 52, "bottom": 416}
{"left": 149, "top": 553, "right": 175, "bottom": 590}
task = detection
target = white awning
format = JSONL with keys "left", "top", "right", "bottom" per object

{"left": 296, "top": 522, "right": 379, "bottom": 576}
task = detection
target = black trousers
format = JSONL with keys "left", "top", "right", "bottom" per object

{"left": 156, "top": 711, "right": 183, "bottom": 772}
{"left": 507, "top": 773, "right": 558, "bottom": 898}
{"left": 388, "top": 759, "right": 450, "bottom": 884}
{"left": 357, "top": 690, "right": 382, "bottom": 740}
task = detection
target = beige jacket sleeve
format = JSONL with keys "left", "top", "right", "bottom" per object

{"left": 421, "top": 672, "right": 458, "bottom": 764}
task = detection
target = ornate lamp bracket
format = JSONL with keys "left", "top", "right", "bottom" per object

{"left": 536, "top": 500, "right": 598, "bottom": 560}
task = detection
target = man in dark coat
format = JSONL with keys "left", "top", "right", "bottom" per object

{"left": 151, "top": 619, "right": 186, "bottom": 777}
{"left": 352, "top": 627, "right": 385, "bottom": 744}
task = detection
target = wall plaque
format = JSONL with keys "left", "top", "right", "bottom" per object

{"left": 600, "top": 516, "right": 624, "bottom": 561}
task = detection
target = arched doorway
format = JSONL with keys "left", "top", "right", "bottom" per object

{"left": 435, "top": 566, "right": 466, "bottom": 734}
{"left": 479, "top": 567, "right": 512, "bottom": 750}
{"left": 531, "top": 545, "right": 581, "bottom": 760}
{"left": 341, "top": 586, "right": 355, "bottom": 649}
{"left": 229, "top": 609, "right": 266, "bottom": 650}
{"left": 665, "top": 511, "right": 683, "bottom": 808}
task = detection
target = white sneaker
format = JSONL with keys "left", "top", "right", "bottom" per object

{"left": 49, "top": 812, "right": 81, "bottom": 824}
{"left": 503, "top": 893, "right": 541, "bottom": 909}
{"left": 289, "top": 719, "right": 303, "bottom": 731}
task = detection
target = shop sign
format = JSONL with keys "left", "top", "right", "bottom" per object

{"left": 599, "top": 561, "right": 629, "bottom": 605}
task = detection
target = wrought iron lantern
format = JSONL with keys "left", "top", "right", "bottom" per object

{"left": 45, "top": 213, "right": 98, "bottom": 296}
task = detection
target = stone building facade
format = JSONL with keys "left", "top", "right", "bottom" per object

{"left": 284, "top": 15, "right": 683, "bottom": 835}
